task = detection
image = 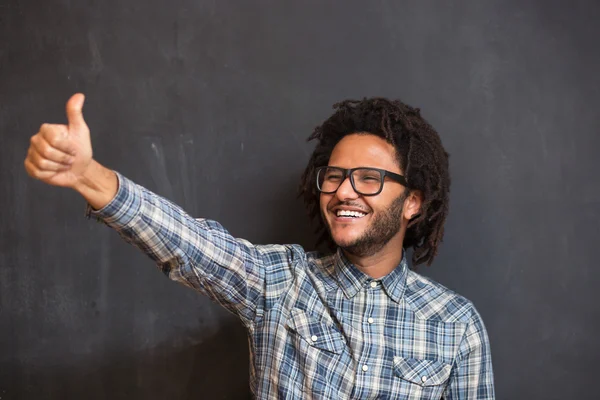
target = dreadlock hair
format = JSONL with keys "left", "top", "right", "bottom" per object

{"left": 298, "top": 97, "right": 450, "bottom": 267}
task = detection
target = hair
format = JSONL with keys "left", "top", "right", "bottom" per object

{"left": 298, "top": 97, "right": 451, "bottom": 267}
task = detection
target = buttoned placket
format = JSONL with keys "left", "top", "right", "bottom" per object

{"left": 359, "top": 280, "right": 380, "bottom": 378}
{"left": 367, "top": 280, "right": 378, "bottom": 326}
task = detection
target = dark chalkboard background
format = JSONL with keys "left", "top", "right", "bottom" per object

{"left": 1, "top": 0, "right": 599, "bottom": 399}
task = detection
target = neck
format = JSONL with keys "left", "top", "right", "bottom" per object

{"left": 342, "top": 237, "right": 405, "bottom": 279}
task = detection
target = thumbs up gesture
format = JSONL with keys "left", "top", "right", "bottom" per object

{"left": 25, "top": 93, "right": 93, "bottom": 188}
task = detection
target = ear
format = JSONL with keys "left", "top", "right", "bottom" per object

{"left": 403, "top": 189, "right": 423, "bottom": 221}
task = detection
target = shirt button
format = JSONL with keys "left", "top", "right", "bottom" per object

{"left": 367, "top": 317, "right": 374, "bottom": 324}
{"left": 370, "top": 281, "right": 378, "bottom": 288}
{"left": 362, "top": 365, "right": 369, "bottom": 372}
{"left": 421, "top": 376, "right": 428, "bottom": 383}
{"left": 311, "top": 335, "right": 318, "bottom": 342}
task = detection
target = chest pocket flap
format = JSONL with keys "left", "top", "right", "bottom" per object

{"left": 393, "top": 356, "right": 452, "bottom": 387}
{"left": 286, "top": 308, "right": 345, "bottom": 354}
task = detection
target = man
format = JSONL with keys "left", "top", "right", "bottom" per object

{"left": 24, "top": 93, "right": 495, "bottom": 399}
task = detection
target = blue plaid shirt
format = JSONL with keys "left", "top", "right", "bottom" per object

{"left": 88, "top": 172, "right": 495, "bottom": 399}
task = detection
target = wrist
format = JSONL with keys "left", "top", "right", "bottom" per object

{"left": 73, "top": 160, "right": 119, "bottom": 210}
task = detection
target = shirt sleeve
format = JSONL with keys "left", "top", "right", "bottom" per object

{"left": 443, "top": 305, "right": 496, "bottom": 399}
{"left": 86, "top": 171, "right": 297, "bottom": 326}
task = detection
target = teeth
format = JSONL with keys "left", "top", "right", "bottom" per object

{"left": 337, "top": 210, "right": 366, "bottom": 218}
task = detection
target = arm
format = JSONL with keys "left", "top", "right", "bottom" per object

{"left": 24, "top": 93, "right": 295, "bottom": 325}
{"left": 443, "top": 306, "right": 495, "bottom": 399}
{"left": 86, "top": 170, "right": 296, "bottom": 324}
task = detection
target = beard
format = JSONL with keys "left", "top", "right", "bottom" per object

{"left": 324, "top": 192, "right": 408, "bottom": 258}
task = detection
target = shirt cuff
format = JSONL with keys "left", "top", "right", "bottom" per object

{"left": 84, "top": 171, "right": 142, "bottom": 228}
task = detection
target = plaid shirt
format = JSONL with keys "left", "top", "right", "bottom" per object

{"left": 88, "top": 172, "right": 495, "bottom": 399}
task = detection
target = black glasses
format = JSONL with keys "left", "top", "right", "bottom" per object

{"left": 316, "top": 166, "right": 409, "bottom": 196}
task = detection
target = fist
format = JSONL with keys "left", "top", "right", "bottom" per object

{"left": 24, "top": 93, "right": 93, "bottom": 188}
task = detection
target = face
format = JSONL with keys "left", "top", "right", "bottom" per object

{"left": 319, "top": 133, "right": 414, "bottom": 257}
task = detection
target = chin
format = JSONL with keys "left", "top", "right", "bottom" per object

{"left": 331, "top": 232, "right": 362, "bottom": 248}
{"left": 323, "top": 215, "right": 367, "bottom": 248}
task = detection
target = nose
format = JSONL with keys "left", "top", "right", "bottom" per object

{"left": 335, "top": 176, "right": 359, "bottom": 201}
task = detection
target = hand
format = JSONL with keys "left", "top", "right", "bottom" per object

{"left": 24, "top": 93, "right": 93, "bottom": 189}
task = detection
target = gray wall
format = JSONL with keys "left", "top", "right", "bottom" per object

{"left": 1, "top": 0, "right": 599, "bottom": 398}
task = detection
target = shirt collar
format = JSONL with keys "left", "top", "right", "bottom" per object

{"left": 333, "top": 248, "right": 409, "bottom": 303}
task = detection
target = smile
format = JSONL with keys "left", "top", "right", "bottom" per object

{"left": 336, "top": 210, "right": 367, "bottom": 218}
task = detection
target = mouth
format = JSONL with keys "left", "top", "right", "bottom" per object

{"left": 331, "top": 209, "right": 369, "bottom": 222}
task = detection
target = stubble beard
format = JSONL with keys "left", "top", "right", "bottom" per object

{"left": 324, "top": 193, "right": 407, "bottom": 258}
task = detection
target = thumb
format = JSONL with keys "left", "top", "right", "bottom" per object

{"left": 66, "top": 93, "right": 87, "bottom": 132}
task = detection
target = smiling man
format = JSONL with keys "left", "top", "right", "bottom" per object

{"left": 25, "top": 95, "right": 494, "bottom": 399}
{"left": 316, "top": 134, "right": 419, "bottom": 278}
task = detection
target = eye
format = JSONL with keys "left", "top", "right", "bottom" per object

{"left": 325, "top": 173, "right": 343, "bottom": 181}
{"left": 361, "top": 176, "right": 379, "bottom": 182}
{"left": 358, "top": 173, "right": 381, "bottom": 182}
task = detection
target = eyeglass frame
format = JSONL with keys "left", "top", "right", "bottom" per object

{"left": 315, "top": 166, "right": 409, "bottom": 196}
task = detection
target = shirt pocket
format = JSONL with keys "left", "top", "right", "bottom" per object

{"left": 392, "top": 356, "right": 452, "bottom": 387}
{"left": 285, "top": 307, "right": 345, "bottom": 354}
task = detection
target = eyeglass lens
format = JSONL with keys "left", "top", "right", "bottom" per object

{"left": 317, "top": 167, "right": 383, "bottom": 195}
